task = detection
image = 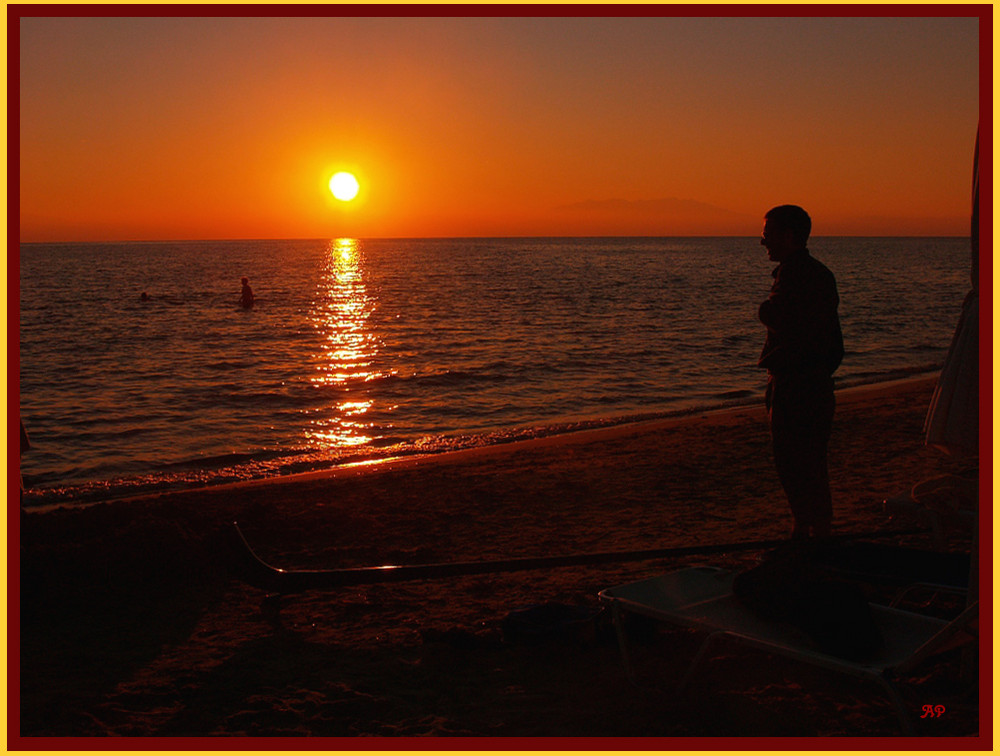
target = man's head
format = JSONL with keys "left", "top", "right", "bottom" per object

{"left": 761, "top": 205, "right": 811, "bottom": 262}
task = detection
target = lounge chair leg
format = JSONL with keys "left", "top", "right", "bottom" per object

{"left": 876, "top": 675, "right": 915, "bottom": 735}
{"left": 676, "top": 632, "right": 722, "bottom": 695}
{"left": 610, "top": 602, "right": 639, "bottom": 686}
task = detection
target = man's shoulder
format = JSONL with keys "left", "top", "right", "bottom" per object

{"left": 783, "top": 251, "right": 836, "bottom": 281}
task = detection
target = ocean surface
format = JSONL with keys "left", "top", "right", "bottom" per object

{"left": 18, "top": 237, "right": 971, "bottom": 507}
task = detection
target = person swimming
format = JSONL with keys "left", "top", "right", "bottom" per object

{"left": 240, "top": 277, "right": 255, "bottom": 309}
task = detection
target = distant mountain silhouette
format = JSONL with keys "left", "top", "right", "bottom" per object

{"left": 553, "top": 197, "right": 754, "bottom": 235}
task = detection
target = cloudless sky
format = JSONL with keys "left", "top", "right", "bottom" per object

{"left": 18, "top": 13, "right": 980, "bottom": 241}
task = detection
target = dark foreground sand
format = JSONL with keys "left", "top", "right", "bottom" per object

{"left": 15, "top": 377, "right": 983, "bottom": 742}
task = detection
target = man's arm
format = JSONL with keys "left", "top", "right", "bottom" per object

{"left": 758, "top": 268, "right": 797, "bottom": 331}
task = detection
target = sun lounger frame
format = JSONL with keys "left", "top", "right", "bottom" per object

{"left": 599, "top": 566, "right": 978, "bottom": 735}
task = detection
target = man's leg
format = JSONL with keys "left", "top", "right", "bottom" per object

{"left": 769, "top": 376, "right": 835, "bottom": 537}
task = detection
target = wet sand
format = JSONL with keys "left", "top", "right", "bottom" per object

{"left": 15, "top": 376, "right": 981, "bottom": 742}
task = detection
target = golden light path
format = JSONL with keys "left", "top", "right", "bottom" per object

{"left": 307, "top": 238, "right": 381, "bottom": 448}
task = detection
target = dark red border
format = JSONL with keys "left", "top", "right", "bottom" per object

{"left": 8, "top": 3, "right": 994, "bottom": 18}
{"left": 9, "top": 3, "right": 992, "bottom": 752}
{"left": 974, "top": 7, "right": 993, "bottom": 751}
{"left": 9, "top": 4, "right": 23, "bottom": 750}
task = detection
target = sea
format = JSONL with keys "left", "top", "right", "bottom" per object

{"left": 18, "top": 237, "right": 971, "bottom": 508}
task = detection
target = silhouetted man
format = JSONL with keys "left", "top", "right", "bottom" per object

{"left": 758, "top": 205, "right": 843, "bottom": 539}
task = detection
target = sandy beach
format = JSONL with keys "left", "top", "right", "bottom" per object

{"left": 15, "top": 376, "right": 981, "bottom": 742}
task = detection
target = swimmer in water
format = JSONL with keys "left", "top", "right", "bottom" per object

{"left": 240, "top": 277, "right": 255, "bottom": 309}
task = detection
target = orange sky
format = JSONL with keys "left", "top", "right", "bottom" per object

{"left": 17, "top": 14, "right": 981, "bottom": 241}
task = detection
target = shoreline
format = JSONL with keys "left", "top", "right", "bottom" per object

{"left": 27, "top": 371, "right": 942, "bottom": 513}
{"left": 202, "top": 372, "right": 941, "bottom": 492}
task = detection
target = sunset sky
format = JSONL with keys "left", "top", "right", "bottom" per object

{"left": 18, "top": 12, "right": 981, "bottom": 242}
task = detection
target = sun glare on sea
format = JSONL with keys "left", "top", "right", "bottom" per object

{"left": 329, "top": 172, "right": 360, "bottom": 202}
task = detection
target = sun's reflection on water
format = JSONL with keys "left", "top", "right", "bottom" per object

{"left": 307, "top": 239, "right": 381, "bottom": 448}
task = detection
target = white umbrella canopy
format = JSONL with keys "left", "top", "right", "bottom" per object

{"left": 924, "top": 131, "right": 980, "bottom": 458}
{"left": 921, "top": 132, "right": 980, "bottom": 662}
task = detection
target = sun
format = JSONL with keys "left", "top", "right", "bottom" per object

{"left": 329, "top": 172, "right": 360, "bottom": 202}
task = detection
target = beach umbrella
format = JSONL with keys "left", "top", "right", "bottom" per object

{"left": 921, "top": 131, "right": 981, "bottom": 681}
{"left": 923, "top": 130, "right": 980, "bottom": 457}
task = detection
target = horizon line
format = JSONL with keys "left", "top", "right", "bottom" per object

{"left": 18, "top": 233, "right": 972, "bottom": 245}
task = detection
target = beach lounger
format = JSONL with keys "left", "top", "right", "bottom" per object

{"left": 882, "top": 472, "right": 978, "bottom": 621}
{"left": 598, "top": 566, "right": 978, "bottom": 734}
{"left": 787, "top": 540, "right": 971, "bottom": 608}
{"left": 884, "top": 473, "right": 977, "bottom": 549}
